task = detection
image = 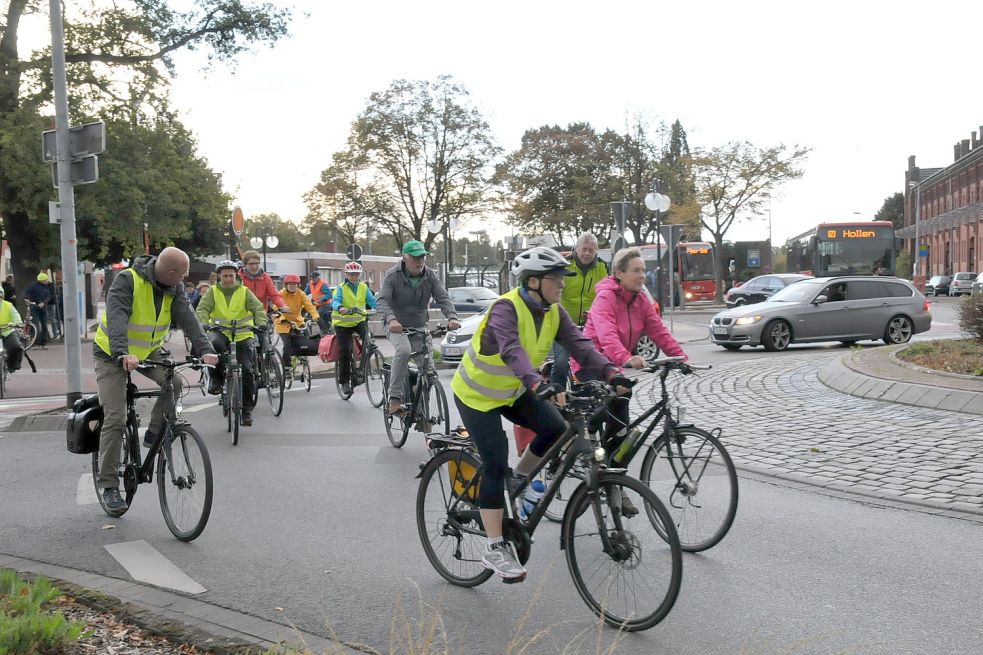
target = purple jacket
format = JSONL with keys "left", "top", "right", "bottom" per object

{"left": 581, "top": 276, "right": 685, "bottom": 367}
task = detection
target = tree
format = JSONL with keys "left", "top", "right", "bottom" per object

{"left": 496, "top": 122, "right": 620, "bottom": 247}
{"left": 240, "top": 212, "right": 306, "bottom": 255}
{"left": 0, "top": 0, "right": 290, "bottom": 300}
{"left": 874, "top": 192, "right": 904, "bottom": 230}
{"left": 692, "top": 141, "right": 810, "bottom": 301}
{"left": 306, "top": 76, "right": 500, "bottom": 253}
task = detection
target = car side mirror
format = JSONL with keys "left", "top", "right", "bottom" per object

{"left": 465, "top": 296, "right": 475, "bottom": 303}
{"left": 814, "top": 295, "right": 828, "bottom": 304}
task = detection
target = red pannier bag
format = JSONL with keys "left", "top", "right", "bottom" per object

{"left": 318, "top": 334, "right": 340, "bottom": 363}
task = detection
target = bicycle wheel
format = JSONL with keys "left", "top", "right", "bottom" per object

{"left": 364, "top": 349, "right": 385, "bottom": 407}
{"left": 639, "top": 427, "right": 738, "bottom": 552}
{"left": 91, "top": 424, "right": 138, "bottom": 518}
{"left": 563, "top": 473, "right": 682, "bottom": 632}
{"left": 264, "top": 351, "right": 285, "bottom": 416}
{"left": 229, "top": 370, "right": 241, "bottom": 446}
{"left": 22, "top": 323, "right": 37, "bottom": 350}
{"left": 157, "top": 424, "right": 213, "bottom": 541}
{"left": 420, "top": 378, "right": 450, "bottom": 436}
{"left": 284, "top": 358, "right": 294, "bottom": 390}
{"left": 416, "top": 448, "right": 493, "bottom": 587}
{"left": 302, "top": 358, "right": 311, "bottom": 392}
{"left": 335, "top": 359, "right": 353, "bottom": 399}
{"left": 0, "top": 359, "right": 6, "bottom": 398}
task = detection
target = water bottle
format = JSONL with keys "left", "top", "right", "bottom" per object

{"left": 612, "top": 428, "right": 643, "bottom": 464}
{"left": 518, "top": 479, "right": 546, "bottom": 521}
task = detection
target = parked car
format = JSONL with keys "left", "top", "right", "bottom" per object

{"left": 948, "top": 272, "right": 977, "bottom": 296}
{"left": 442, "top": 286, "right": 499, "bottom": 313}
{"left": 924, "top": 275, "right": 951, "bottom": 297}
{"left": 708, "top": 276, "right": 931, "bottom": 352}
{"left": 438, "top": 308, "right": 486, "bottom": 364}
{"left": 724, "top": 274, "right": 811, "bottom": 308}
{"left": 972, "top": 272, "right": 983, "bottom": 296}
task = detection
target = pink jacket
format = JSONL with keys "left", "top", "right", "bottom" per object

{"left": 580, "top": 276, "right": 685, "bottom": 367}
{"left": 239, "top": 269, "right": 286, "bottom": 311}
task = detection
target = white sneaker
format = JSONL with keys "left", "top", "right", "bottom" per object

{"left": 481, "top": 541, "right": 526, "bottom": 581}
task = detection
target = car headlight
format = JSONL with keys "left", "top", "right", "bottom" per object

{"left": 735, "top": 315, "right": 763, "bottom": 326}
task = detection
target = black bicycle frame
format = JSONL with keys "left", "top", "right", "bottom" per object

{"left": 125, "top": 365, "right": 191, "bottom": 487}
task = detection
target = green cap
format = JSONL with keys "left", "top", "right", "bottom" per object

{"left": 402, "top": 240, "right": 429, "bottom": 256}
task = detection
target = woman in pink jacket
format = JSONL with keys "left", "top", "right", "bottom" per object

{"left": 579, "top": 246, "right": 687, "bottom": 450}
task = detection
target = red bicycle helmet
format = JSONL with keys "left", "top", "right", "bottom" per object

{"left": 282, "top": 273, "right": 301, "bottom": 284}
{"left": 344, "top": 261, "right": 363, "bottom": 274}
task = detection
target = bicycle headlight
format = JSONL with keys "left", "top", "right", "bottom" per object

{"left": 594, "top": 447, "right": 606, "bottom": 462}
{"left": 735, "top": 315, "right": 763, "bottom": 326}
{"left": 175, "top": 402, "right": 183, "bottom": 418}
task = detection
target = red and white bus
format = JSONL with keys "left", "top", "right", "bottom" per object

{"left": 618, "top": 241, "right": 717, "bottom": 303}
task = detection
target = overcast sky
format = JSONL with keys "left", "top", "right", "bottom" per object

{"left": 156, "top": 0, "right": 983, "bottom": 247}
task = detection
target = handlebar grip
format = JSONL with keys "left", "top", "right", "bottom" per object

{"left": 535, "top": 382, "right": 563, "bottom": 401}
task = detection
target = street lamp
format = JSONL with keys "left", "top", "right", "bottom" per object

{"left": 249, "top": 230, "right": 279, "bottom": 271}
{"left": 306, "top": 241, "right": 315, "bottom": 279}
{"left": 909, "top": 180, "right": 921, "bottom": 279}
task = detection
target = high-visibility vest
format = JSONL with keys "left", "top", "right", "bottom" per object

{"left": 208, "top": 286, "right": 254, "bottom": 342}
{"left": 451, "top": 288, "right": 558, "bottom": 411}
{"left": 560, "top": 257, "right": 608, "bottom": 325}
{"left": 331, "top": 282, "right": 368, "bottom": 328}
{"left": 95, "top": 270, "right": 171, "bottom": 360}
{"left": 309, "top": 279, "right": 330, "bottom": 306}
{"left": 0, "top": 301, "right": 15, "bottom": 337}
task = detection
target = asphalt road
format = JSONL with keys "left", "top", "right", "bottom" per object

{"left": 1, "top": 298, "right": 979, "bottom": 654}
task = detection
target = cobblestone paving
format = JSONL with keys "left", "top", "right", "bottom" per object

{"left": 632, "top": 353, "right": 983, "bottom": 515}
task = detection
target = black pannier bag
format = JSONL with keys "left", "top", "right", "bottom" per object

{"left": 66, "top": 394, "right": 102, "bottom": 454}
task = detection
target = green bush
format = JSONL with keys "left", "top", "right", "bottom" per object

{"left": 895, "top": 251, "right": 912, "bottom": 280}
{"left": 0, "top": 570, "right": 87, "bottom": 655}
{"left": 958, "top": 294, "right": 983, "bottom": 341}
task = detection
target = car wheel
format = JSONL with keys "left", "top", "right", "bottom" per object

{"left": 721, "top": 344, "right": 742, "bottom": 351}
{"left": 883, "top": 315, "right": 913, "bottom": 345}
{"left": 733, "top": 298, "right": 746, "bottom": 306}
{"left": 761, "top": 320, "right": 791, "bottom": 352}
{"left": 634, "top": 335, "right": 661, "bottom": 360}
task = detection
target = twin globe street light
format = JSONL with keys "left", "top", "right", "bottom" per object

{"left": 249, "top": 231, "right": 279, "bottom": 271}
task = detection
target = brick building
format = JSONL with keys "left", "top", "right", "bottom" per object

{"left": 900, "top": 125, "right": 983, "bottom": 280}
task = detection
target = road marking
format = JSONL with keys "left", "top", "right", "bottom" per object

{"left": 104, "top": 540, "right": 207, "bottom": 594}
{"left": 182, "top": 403, "right": 216, "bottom": 413}
{"left": 77, "top": 473, "right": 98, "bottom": 505}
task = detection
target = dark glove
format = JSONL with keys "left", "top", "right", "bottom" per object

{"left": 608, "top": 374, "right": 636, "bottom": 390}
{"left": 535, "top": 382, "right": 565, "bottom": 401}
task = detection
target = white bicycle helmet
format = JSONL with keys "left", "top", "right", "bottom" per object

{"left": 511, "top": 246, "right": 574, "bottom": 283}
{"left": 344, "top": 261, "right": 363, "bottom": 274}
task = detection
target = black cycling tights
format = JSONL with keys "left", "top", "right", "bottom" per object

{"left": 454, "top": 391, "right": 566, "bottom": 510}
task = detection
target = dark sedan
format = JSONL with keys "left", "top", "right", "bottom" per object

{"left": 725, "top": 274, "right": 811, "bottom": 308}
{"left": 925, "top": 275, "right": 951, "bottom": 297}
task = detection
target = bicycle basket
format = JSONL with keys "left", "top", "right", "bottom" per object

{"left": 294, "top": 333, "right": 321, "bottom": 357}
{"left": 447, "top": 457, "right": 479, "bottom": 502}
{"left": 66, "top": 394, "right": 102, "bottom": 454}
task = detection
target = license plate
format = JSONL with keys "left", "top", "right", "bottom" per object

{"left": 443, "top": 346, "right": 462, "bottom": 356}
{"left": 712, "top": 326, "right": 729, "bottom": 336}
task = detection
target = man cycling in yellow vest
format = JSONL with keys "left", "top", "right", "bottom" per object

{"left": 196, "top": 260, "right": 267, "bottom": 427}
{"left": 0, "top": 286, "right": 25, "bottom": 374}
{"left": 331, "top": 261, "right": 378, "bottom": 395}
{"left": 275, "top": 273, "right": 320, "bottom": 371}
{"left": 450, "top": 246, "right": 631, "bottom": 582}
{"left": 93, "top": 248, "right": 219, "bottom": 513}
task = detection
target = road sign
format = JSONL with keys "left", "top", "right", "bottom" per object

{"left": 918, "top": 244, "right": 929, "bottom": 257}
{"left": 231, "top": 207, "right": 245, "bottom": 235}
{"left": 42, "top": 121, "right": 105, "bottom": 162}
{"left": 658, "top": 223, "right": 684, "bottom": 249}
{"left": 610, "top": 201, "right": 630, "bottom": 233}
{"left": 747, "top": 248, "right": 761, "bottom": 267}
{"left": 48, "top": 201, "right": 60, "bottom": 224}
{"left": 50, "top": 155, "right": 98, "bottom": 187}
{"left": 346, "top": 243, "right": 362, "bottom": 261}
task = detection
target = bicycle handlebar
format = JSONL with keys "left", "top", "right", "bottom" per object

{"left": 639, "top": 356, "right": 711, "bottom": 374}
{"left": 137, "top": 355, "right": 213, "bottom": 371}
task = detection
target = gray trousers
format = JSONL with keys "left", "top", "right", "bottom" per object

{"left": 94, "top": 356, "right": 182, "bottom": 489}
{"left": 385, "top": 328, "right": 426, "bottom": 403}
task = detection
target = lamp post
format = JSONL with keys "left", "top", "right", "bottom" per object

{"left": 249, "top": 230, "right": 279, "bottom": 271}
{"left": 909, "top": 180, "right": 921, "bottom": 279}
{"left": 306, "top": 241, "right": 315, "bottom": 279}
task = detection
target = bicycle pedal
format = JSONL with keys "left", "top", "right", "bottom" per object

{"left": 501, "top": 573, "right": 527, "bottom": 584}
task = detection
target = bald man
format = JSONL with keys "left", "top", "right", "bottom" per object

{"left": 92, "top": 247, "right": 219, "bottom": 513}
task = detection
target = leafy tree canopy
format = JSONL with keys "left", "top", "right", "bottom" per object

{"left": 874, "top": 192, "right": 904, "bottom": 230}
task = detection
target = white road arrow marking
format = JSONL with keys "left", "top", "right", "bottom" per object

{"left": 104, "top": 540, "right": 207, "bottom": 594}
{"left": 77, "top": 473, "right": 98, "bottom": 505}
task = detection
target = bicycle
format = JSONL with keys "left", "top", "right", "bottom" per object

{"left": 416, "top": 380, "right": 683, "bottom": 632}
{"left": 543, "top": 356, "right": 738, "bottom": 552}
{"left": 206, "top": 320, "right": 262, "bottom": 445}
{"left": 88, "top": 355, "right": 214, "bottom": 541}
{"left": 20, "top": 305, "right": 39, "bottom": 349}
{"left": 333, "top": 308, "right": 385, "bottom": 407}
{"left": 253, "top": 323, "right": 285, "bottom": 417}
{"left": 382, "top": 325, "right": 449, "bottom": 448}
{"left": 0, "top": 324, "right": 36, "bottom": 399}
{"left": 283, "top": 323, "right": 314, "bottom": 393}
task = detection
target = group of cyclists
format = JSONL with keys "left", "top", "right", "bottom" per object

{"left": 85, "top": 233, "right": 690, "bottom": 586}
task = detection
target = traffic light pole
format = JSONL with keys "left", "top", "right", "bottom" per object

{"left": 49, "top": 0, "right": 83, "bottom": 407}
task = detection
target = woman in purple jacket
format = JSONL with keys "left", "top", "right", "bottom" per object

{"left": 580, "top": 246, "right": 687, "bottom": 450}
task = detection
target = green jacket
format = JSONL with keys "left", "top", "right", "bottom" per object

{"left": 196, "top": 280, "right": 267, "bottom": 330}
{"left": 560, "top": 256, "right": 608, "bottom": 325}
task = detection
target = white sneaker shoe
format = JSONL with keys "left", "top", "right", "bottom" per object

{"left": 481, "top": 541, "right": 527, "bottom": 582}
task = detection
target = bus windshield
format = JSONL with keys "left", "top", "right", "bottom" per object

{"left": 681, "top": 245, "right": 715, "bottom": 280}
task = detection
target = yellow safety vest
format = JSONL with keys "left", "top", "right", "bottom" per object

{"left": 95, "top": 270, "right": 172, "bottom": 360}
{"left": 0, "top": 300, "right": 15, "bottom": 337}
{"left": 331, "top": 282, "right": 368, "bottom": 328}
{"left": 209, "top": 286, "right": 254, "bottom": 342}
{"left": 451, "top": 288, "right": 559, "bottom": 411}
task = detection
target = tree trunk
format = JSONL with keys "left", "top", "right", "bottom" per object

{"left": 2, "top": 210, "right": 41, "bottom": 313}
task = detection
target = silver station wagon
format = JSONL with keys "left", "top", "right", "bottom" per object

{"left": 709, "top": 276, "right": 932, "bottom": 351}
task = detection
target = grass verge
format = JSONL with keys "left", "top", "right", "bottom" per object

{"left": 896, "top": 338, "right": 983, "bottom": 376}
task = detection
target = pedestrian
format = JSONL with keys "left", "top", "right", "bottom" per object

{"left": 23, "top": 273, "right": 53, "bottom": 347}
{"left": 93, "top": 247, "right": 219, "bottom": 512}
{"left": 1, "top": 275, "right": 15, "bottom": 305}
{"left": 550, "top": 232, "right": 608, "bottom": 387}
{"left": 304, "top": 270, "right": 333, "bottom": 334}
{"left": 191, "top": 281, "right": 210, "bottom": 309}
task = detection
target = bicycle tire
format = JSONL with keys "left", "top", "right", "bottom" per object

{"left": 91, "top": 424, "right": 138, "bottom": 518}
{"left": 383, "top": 402, "right": 409, "bottom": 448}
{"left": 563, "top": 473, "right": 682, "bottom": 632}
{"left": 22, "top": 323, "right": 37, "bottom": 350}
{"left": 421, "top": 378, "right": 450, "bottom": 437}
{"left": 416, "top": 448, "right": 493, "bottom": 587}
{"left": 284, "top": 360, "right": 294, "bottom": 390}
{"left": 335, "top": 360, "right": 353, "bottom": 400}
{"left": 230, "top": 370, "right": 241, "bottom": 446}
{"left": 302, "top": 358, "right": 311, "bottom": 392}
{"left": 157, "top": 424, "right": 213, "bottom": 541}
{"left": 264, "top": 351, "right": 285, "bottom": 416}
{"left": 639, "top": 427, "right": 738, "bottom": 552}
{"left": 0, "top": 359, "right": 5, "bottom": 398}
{"left": 364, "top": 349, "right": 385, "bottom": 407}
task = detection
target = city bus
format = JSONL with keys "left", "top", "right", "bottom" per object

{"left": 786, "top": 221, "right": 898, "bottom": 277}
{"left": 615, "top": 241, "right": 717, "bottom": 303}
